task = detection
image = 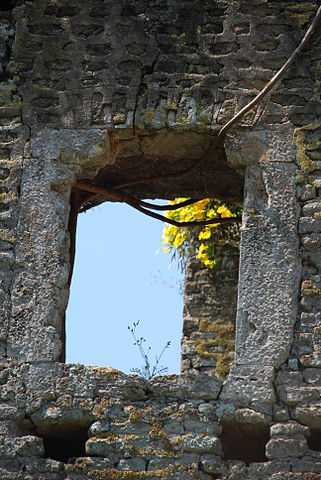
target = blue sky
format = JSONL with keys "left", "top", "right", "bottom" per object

{"left": 66, "top": 201, "right": 183, "bottom": 374}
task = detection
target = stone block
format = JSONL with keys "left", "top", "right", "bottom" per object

{"left": 118, "top": 458, "right": 147, "bottom": 471}
{"left": 200, "top": 454, "right": 226, "bottom": 475}
{"left": 266, "top": 436, "right": 308, "bottom": 459}
{"left": 300, "top": 218, "right": 321, "bottom": 234}
{"left": 294, "top": 404, "right": 321, "bottom": 429}
{"left": 173, "top": 434, "right": 222, "bottom": 455}
{"left": 270, "top": 422, "right": 310, "bottom": 438}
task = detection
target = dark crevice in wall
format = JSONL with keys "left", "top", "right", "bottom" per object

{"left": 41, "top": 427, "right": 88, "bottom": 463}
{"left": 0, "top": 4, "right": 15, "bottom": 83}
{"left": 221, "top": 422, "right": 270, "bottom": 464}
{"left": 308, "top": 429, "right": 321, "bottom": 452}
{"left": 0, "top": 1, "right": 17, "bottom": 11}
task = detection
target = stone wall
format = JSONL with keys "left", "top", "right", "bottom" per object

{"left": 1, "top": 0, "right": 321, "bottom": 478}
{"left": 0, "top": 2, "right": 27, "bottom": 360}
{"left": 181, "top": 231, "right": 239, "bottom": 378}
{"left": 1, "top": 364, "right": 321, "bottom": 479}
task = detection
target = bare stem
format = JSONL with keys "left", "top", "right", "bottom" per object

{"left": 218, "top": 5, "right": 321, "bottom": 137}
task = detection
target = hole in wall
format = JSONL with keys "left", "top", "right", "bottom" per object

{"left": 221, "top": 421, "right": 270, "bottom": 463}
{"left": 40, "top": 426, "right": 89, "bottom": 463}
{"left": 308, "top": 429, "right": 321, "bottom": 452}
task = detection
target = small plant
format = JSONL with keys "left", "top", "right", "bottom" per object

{"left": 128, "top": 321, "right": 171, "bottom": 380}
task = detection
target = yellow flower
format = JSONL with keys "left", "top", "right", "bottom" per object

{"left": 173, "top": 230, "right": 187, "bottom": 248}
{"left": 217, "top": 205, "right": 233, "bottom": 218}
{"left": 198, "top": 243, "right": 208, "bottom": 255}
{"left": 203, "top": 258, "right": 216, "bottom": 268}
{"left": 163, "top": 198, "right": 238, "bottom": 270}
{"left": 199, "top": 228, "right": 211, "bottom": 241}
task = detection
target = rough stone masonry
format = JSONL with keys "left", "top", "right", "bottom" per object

{"left": 1, "top": 0, "right": 321, "bottom": 478}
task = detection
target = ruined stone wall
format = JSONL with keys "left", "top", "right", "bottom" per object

{"left": 1, "top": 0, "right": 321, "bottom": 478}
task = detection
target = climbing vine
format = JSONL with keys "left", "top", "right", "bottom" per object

{"left": 162, "top": 199, "right": 242, "bottom": 269}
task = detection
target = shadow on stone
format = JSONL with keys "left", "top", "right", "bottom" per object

{"left": 0, "top": 0, "right": 16, "bottom": 11}
{"left": 221, "top": 421, "right": 270, "bottom": 463}
{"left": 41, "top": 426, "right": 89, "bottom": 463}
{"left": 308, "top": 429, "right": 321, "bottom": 452}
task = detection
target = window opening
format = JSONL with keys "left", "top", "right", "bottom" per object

{"left": 66, "top": 201, "right": 183, "bottom": 374}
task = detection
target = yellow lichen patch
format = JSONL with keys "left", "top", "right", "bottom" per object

{"left": 0, "top": 228, "right": 15, "bottom": 244}
{"left": 128, "top": 407, "right": 143, "bottom": 424}
{"left": 93, "top": 398, "right": 110, "bottom": 418}
{"left": 92, "top": 366, "right": 122, "bottom": 378}
{"left": 301, "top": 279, "right": 321, "bottom": 297}
{"left": 294, "top": 123, "right": 321, "bottom": 173}
{"left": 134, "top": 447, "right": 173, "bottom": 457}
{"left": 0, "top": 191, "right": 17, "bottom": 203}
{"left": 88, "top": 465, "right": 187, "bottom": 480}
{"left": 149, "top": 423, "right": 172, "bottom": 452}
{"left": 67, "top": 460, "right": 193, "bottom": 479}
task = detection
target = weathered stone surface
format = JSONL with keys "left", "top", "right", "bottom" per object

{"left": 1, "top": 0, "right": 321, "bottom": 479}
{"left": 221, "top": 365, "right": 275, "bottom": 413}
{"left": 271, "top": 422, "right": 310, "bottom": 439}
{"left": 293, "top": 404, "right": 321, "bottom": 429}
{"left": 235, "top": 161, "right": 300, "bottom": 368}
{"left": 266, "top": 437, "right": 308, "bottom": 459}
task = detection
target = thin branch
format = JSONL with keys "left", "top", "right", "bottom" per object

{"left": 218, "top": 4, "right": 321, "bottom": 137}
{"left": 139, "top": 198, "right": 201, "bottom": 211}
{"left": 127, "top": 201, "right": 241, "bottom": 227}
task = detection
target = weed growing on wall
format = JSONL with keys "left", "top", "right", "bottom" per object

{"left": 128, "top": 321, "right": 171, "bottom": 379}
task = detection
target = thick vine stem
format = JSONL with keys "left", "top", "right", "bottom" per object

{"left": 76, "top": 180, "right": 240, "bottom": 227}
{"left": 128, "top": 201, "right": 241, "bottom": 228}
{"left": 218, "top": 4, "right": 321, "bottom": 137}
{"left": 77, "top": 181, "right": 199, "bottom": 210}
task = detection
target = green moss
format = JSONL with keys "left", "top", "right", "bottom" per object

{"left": 196, "top": 320, "right": 235, "bottom": 378}
{"left": 143, "top": 110, "right": 156, "bottom": 125}
{"left": 149, "top": 422, "right": 172, "bottom": 452}
{"left": 286, "top": 3, "right": 316, "bottom": 27}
